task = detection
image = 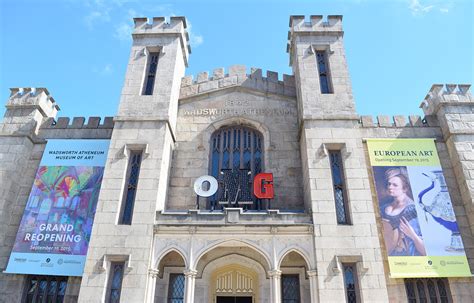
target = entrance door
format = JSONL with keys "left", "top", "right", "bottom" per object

{"left": 216, "top": 296, "right": 252, "bottom": 303}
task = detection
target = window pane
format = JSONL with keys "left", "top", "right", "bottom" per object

{"left": 38, "top": 279, "right": 47, "bottom": 302}
{"left": 329, "top": 151, "right": 349, "bottom": 224}
{"left": 427, "top": 280, "right": 438, "bottom": 303}
{"left": 437, "top": 280, "right": 448, "bottom": 303}
{"left": 144, "top": 53, "right": 159, "bottom": 95}
{"left": 120, "top": 151, "right": 142, "bottom": 224}
{"left": 26, "top": 278, "right": 38, "bottom": 303}
{"left": 405, "top": 280, "right": 417, "bottom": 303}
{"left": 281, "top": 274, "right": 300, "bottom": 303}
{"left": 108, "top": 263, "right": 124, "bottom": 303}
{"left": 209, "top": 126, "right": 264, "bottom": 210}
{"left": 343, "top": 264, "right": 358, "bottom": 303}
{"left": 168, "top": 274, "right": 185, "bottom": 302}
{"left": 416, "top": 280, "right": 427, "bottom": 303}
{"left": 24, "top": 276, "right": 67, "bottom": 303}
{"left": 316, "top": 51, "right": 331, "bottom": 94}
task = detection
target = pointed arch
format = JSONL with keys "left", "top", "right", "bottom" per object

{"left": 201, "top": 116, "right": 271, "bottom": 171}
{"left": 278, "top": 247, "right": 312, "bottom": 270}
{"left": 154, "top": 246, "right": 188, "bottom": 270}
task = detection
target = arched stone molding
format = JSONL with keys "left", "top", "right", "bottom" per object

{"left": 193, "top": 238, "right": 272, "bottom": 272}
{"left": 153, "top": 246, "right": 189, "bottom": 270}
{"left": 196, "top": 254, "right": 270, "bottom": 303}
{"left": 199, "top": 116, "right": 272, "bottom": 170}
{"left": 277, "top": 247, "right": 313, "bottom": 271}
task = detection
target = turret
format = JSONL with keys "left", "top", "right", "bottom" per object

{"left": 287, "top": 15, "right": 357, "bottom": 120}
{"left": 0, "top": 87, "right": 59, "bottom": 136}
{"left": 117, "top": 17, "right": 190, "bottom": 133}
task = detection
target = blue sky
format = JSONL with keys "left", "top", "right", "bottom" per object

{"left": 0, "top": 0, "right": 472, "bottom": 119}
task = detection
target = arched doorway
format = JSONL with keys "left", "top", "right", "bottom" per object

{"left": 211, "top": 264, "right": 258, "bottom": 303}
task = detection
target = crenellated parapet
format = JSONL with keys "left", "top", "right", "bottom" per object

{"left": 420, "top": 84, "right": 472, "bottom": 116}
{"left": 1, "top": 87, "right": 60, "bottom": 136}
{"left": 420, "top": 84, "right": 474, "bottom": 138}
{"left": 132, "top": 16, "right": 190, "bottom": 66}
{"left": 38, "top": 117, "right": 114, "bottom": 139}
{"left": 40, "top": 116, "right": 114, "bottom": 129}
{"left": 360, "top": 115, "right": 427, "bottom": 128}
{"left": 180, "top": 65, "right": 296, "bottom": 99}
{"left": 6, "top": 87, "right": 59, "bottom": 117}
{"left": 287, "top": 15, "right": 343, "bottom": 61}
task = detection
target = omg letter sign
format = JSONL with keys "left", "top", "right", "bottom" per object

{"left": 193, "top": 173, "right": 274, "bottom": 199}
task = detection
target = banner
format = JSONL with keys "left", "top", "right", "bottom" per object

{"left": 367, "top": 138, "right": 471, "bottom": 278}
{"left": 5, "top": 139, "right": 109, "bottom": 276}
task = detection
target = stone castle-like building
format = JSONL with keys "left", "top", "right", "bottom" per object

{"left": 0, "top": 15, "right": 473, "bottom": 303}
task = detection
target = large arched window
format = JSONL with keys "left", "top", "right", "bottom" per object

{"left": 209, "top": 126, "right": 263, "bottom": 209}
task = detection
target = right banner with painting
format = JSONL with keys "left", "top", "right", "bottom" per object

{"left": 367, "top": 138, "right": 471, "bottom": 278}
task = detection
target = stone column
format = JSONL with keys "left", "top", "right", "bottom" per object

{"left": 183, "top": 269, "right": 197, "bottom": 303}
{"left": 146, "top": 269, "right": 159, "bottom": 303}
{"left": 268, "top": 269, "right": 282, "bottom": 303}
{"left": 307, "top": 270, "right": 319, "bottom": 303}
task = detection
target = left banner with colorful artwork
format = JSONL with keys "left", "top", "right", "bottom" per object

{"left": 5, "top": 139, "right": 110, "bottom": 276}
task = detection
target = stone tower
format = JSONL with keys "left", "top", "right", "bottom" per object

{"left": 78, "top": 17, "right": 190, "bottom": 302}
{"left": 0, "top": 88, "right": 59, "bottom": 300}
{"left": 288, "top": 15, "right": 390, "bottom": 301}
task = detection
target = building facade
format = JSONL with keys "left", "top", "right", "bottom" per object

{"left": 0, "top": 15, "right": 473, "bottom": 303}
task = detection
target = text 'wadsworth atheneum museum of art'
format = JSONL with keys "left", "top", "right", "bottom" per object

{"left": 0, "top": 15, "right": 473, "bottom": 303}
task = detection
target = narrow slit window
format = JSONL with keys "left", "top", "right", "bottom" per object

{"left": 119, "top": 150, "right": 142, "bottom": 225}
{"left": 281, "top": 274, "right": 300, "bottom": 303}
{"left": 329, "top": 150, "right": 350, "bottom": 224}
{"left": 143, "top": 52, "right": 159, "bottom": 95}
{"left": 343, "top": 263, "right": 360, "bottom": 303}
{"left": 316, "top": 50, "right": 333, "bottom": 94}
{"left": 167, "top": 274, "right": 185, "bottom": 303}
{"left": 106, "top": 262, "right": 125, "bottom": 303}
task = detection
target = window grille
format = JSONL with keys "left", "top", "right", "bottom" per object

{"left": 24, "top": 275, "right": 67, "bottom": 303}
{"left": 281, "top": 274, "right": 300, "bottom": 303}
{"left": 209, "top": 126, "right": 263, "bottom": 209}
{"left": 329, "top": 150, "right": 350, "bottom": 224}
{"left": 167, "top": 274, "right": 185, "bottom": 303}
{"left": 343, "top": 264, "right": 359, "bottom": 303}
{"left": 405, "top": 278, "right": 451, "bottom": 303}
{"left": 119, "top": 150, "right": 142, "bottom": 225}
{"left": 107, "top": 262, "right": 125, "bottom": 303}
{"left": 316, "top": 51, "right": 332, "bottom": 94}
{"left": 143, "top": 52, "right": 159, "bottom": 95}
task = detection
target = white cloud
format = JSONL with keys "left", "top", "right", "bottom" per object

{"left": 77, "top": 0, "right": 204, "bottom": 45}
{"left": 407, "top": 0, "right": 453, "bottom": 16}
{"left": 93, "top": 63, "right": 113, "bottom": 75}
{"left": 187, "top": 21, "right": 204, "bottom": 48}
{"left": 114, "top": 23, "right": 133, "bottom": 41}
{"left": 84, "top": 10, "right": 111, "bottom": 29}
{"left": 409, "top": 0, "right": 435, "bottom": 15}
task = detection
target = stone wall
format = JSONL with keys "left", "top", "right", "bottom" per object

{"left": 167, "top": 89, "right": 304, "bottom": 210}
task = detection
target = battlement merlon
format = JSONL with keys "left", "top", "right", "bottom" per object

{"left": 287, "top": 15, "right": 343, "bottom": 66}
{"left": 6, "top": 87, "right": 60, "bottom": 118}
{"left": 420, "top": 84, "right": 473, "bottom": 116}
{"left": 132, "top": 16, "right": 191, "bottom": 67}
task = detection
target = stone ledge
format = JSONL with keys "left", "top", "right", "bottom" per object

{"left": 156, "top": 208, "right": 312, "bottom": 226}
